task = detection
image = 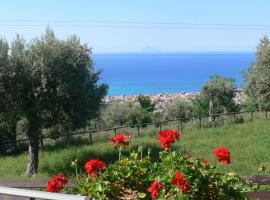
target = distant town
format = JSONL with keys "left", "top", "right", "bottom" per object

{"left": 103, "top": 90, "right": 247, "bottom": 112}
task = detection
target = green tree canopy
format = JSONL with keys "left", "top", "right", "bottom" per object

{"left": 191, "top": 93, "right": 209, "bottom": 116}
{"left": 0, "top": 29, "right": 108, "bottom": 175}
{"left": 137, "top": 95, "right": 155, "bottom": 113}
{"left": 101, "top": 102, "right": 139, "bottom": 127}
{"left": 202, "top": 75, "right": 237, "bottom": 121}
{"left": 243, "top": 35, "right": 270, "bottom": 109}
{"left": 163, "top": 98, "right": 192, "bottom": 120}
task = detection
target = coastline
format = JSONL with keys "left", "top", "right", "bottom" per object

{"left": 103, "top": 90, "right": 246, "bottom": 111}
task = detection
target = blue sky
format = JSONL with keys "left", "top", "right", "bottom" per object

{"left": 0, "top": 0, "right": 270, "bottom": 53}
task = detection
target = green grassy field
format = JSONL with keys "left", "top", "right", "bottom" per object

{"left": 0, "top": 119, "right": 270, "bottom": 179}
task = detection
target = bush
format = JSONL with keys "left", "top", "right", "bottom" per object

{"left": 101, "top": 101, "right": 154, "bottom": 127}
{"left": 163, "top": 98, "right": 192, "bottom": 120}
{"left": 191, "top": 94, "right": 209, "bottom": 116}
{"left": 101, "top": 102, "right": 139, "bottom": 127}
{"left": 243, "top": 97, "right": 259, "bottom": 111}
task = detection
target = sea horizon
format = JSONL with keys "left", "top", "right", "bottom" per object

{"left": 93, "top": 51, "right": 256, "bottom": 96}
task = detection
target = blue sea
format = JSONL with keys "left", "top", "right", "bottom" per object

{"left": 93, "top": 52, "right": 255, "bottom": 96}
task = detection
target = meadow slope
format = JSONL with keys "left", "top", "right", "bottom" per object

{"left": 0, "top": 119, "right": 269, "bottom": 179}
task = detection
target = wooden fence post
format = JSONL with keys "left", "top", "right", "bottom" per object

{"left": 137, "top": 126, "right": 141, "bottom": 137}
{"left": 89, "top": 132, "right": 93, "bottom": 144}
{"left": 40, "top": 135, "right": 44, "bottom": 149}
{"left": 251, "top": 111, "right": 254, "bottom": 121}
{"left": 159, "top": 122, "right": 162, "bottom": 131}
{"left": 180, "top": 120, "right": 183, "bottom": 132}
{"left": 199, "top": 117, "right": 202, "bottom": 128}
{"left": 233, "top": 114, "right": 236, "bottom": 123}
{"left": 114, "top": 128, "right": 117, "bottom": 136}
{"left": 265, "top": 110, "right": 268, "bottom": 119}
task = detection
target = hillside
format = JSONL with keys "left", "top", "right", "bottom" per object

{"left": 0, "top": 119, "right": 269, "bottom": 179}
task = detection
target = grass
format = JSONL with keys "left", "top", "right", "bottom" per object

{"left": 0, "top": 118, "right": 270, "bottom": 179}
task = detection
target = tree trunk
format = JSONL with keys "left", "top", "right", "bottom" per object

{"left": 26, "top": 137, "right": 39, "bottom": 176}
{"left": 209, "top": 96, "right": 216, "bottom": 122}
{"left": 26, "top": 120, "right": 40, "bottom": 176}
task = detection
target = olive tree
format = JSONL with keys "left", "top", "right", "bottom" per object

{"left": 0, "top": 38, "right": 20, "bottom": 154}
{"left": 202, "top": 76, "right": 237, "bottom": 122}
{"left": 0, "top": 30, "right": 108, "bottom": 175}
{"left": 243, "top": 35, "right": 270, "bottom": 109}
{"left": 101, "top": 102, "right": 141, "bottom": 127}
{"left": 191, "top": 94, "right": 209, "bottom": 116}
{"left": 163, "top": 98, "right": 192, "bottom": 120}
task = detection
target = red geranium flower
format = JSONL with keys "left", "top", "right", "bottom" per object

{"left": 171, "top": 171, "right": 190, "bottom": 193}
{"left": 84, "top": 159, "right": 106, "bottom": 177}
{"left": 148, "top": 180, "right": 163, "bottom": 199}
{"left": 203, "top": 159, "right": 209, "bottom": 164}
{"left": 158, "top": 129, "right": 180, "bottom": 149}
{"left": 214, "top": 147, "right": 230, "bottom": 164}
{"left": 47, "top": 174, "right": 68, "bottom": 192}
{"left": 109, "top": 133, "right": 130, "bottom": 147}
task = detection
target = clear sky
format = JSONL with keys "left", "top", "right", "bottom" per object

{"left": 0, "top": 0, "right": 270, "bottom": 53}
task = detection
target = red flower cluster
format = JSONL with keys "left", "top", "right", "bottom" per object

{"left": 148, "top": 180, "right": 163, "bottom": 199}
{"left": 47, "top": 174, "right": 68, "bottom": 192}
{"left": 158, "top": 129, "right": 180, "bottom": 149}
{"left": 109, "top": 133, "right": 130, "bottom": 147}
{"left": 214, "top": 147, "right": 230, "bottom": 164}
{"left": 171, "top": 171, "right": 190, "bottom": 193}
{"left": 84, "top": 159, "right": 106, "bottom": 177}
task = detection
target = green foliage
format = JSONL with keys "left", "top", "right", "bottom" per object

{"left": 163, "top": 98, "right": 192, "bottom": 120}
{"left": 72, "top": 148, "right": 153, "bottom": 199}
{"left": 154, "top": 151, "right": 253, "bottom": 200}
{"left": 70, "top": 138, "right": 253, "bottom": 199}
{"left": 101, "top": 99, "right": 154, "bottom": 127}
{"left": 201, "top": 76, "right": 238, "bottom": 122}
{"left": 101, "top": 102, "right": 141, "bottom": 126}
{"left": 16, "top": 118, "right": 28, "bottom": 137}
{"left": 243, "top": 97, "right": 259, "bottom": 111}
{"left": 1, "top": 29, "right": 108, "bottom": 129}
{"left": 138, "top": 95, "right": 155, "bottom": 113}
{"left": 243, "top": 35, "right": 270, "bottom": 109}
{"left": 191, "top": 94, "right": 209, "bottom": 116}
{"left": 0, "top": 113, "right": 18, "bottom": 154}
{"left": 137, "top": 95, "right": 155, "bottom": 126}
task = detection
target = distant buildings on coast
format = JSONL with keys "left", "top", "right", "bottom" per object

{"left": 103, "top": 90, "right": 246, "bottom": 112}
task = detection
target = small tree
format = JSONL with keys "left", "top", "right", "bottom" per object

{"left": 0, "top": 30, "right": 108, "bottom": 175}
{"left": 137, "top": 95, "right": 155, "bottom": 126}
{"left": 243, "top": 35, "right": 270, "bottom": 109}
{"left": 191, "top": 94, "right": 209, "bottom": 116}
{"left": 137, "top": 95, "right": 155, "bottom": 113}
{"left": 101, "top": 102, "right": 139, "bottom": 127}
{"left": 163, "top": 98, "right": 192, "bottom": 120}
{"left": 202, "top": 76, "right": 237, "bottom": 122}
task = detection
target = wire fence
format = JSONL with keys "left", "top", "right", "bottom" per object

{"left": 0, "top": 109, "right": 269, "bottom": 151}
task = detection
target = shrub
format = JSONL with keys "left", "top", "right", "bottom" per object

{"left": 163, "top": 98, "right": 192, "bottom": 120}
{"left": 101, "top": 102, "right": 139, "bottom": 126}
{"left": 191, "top": 94, "right": 209, "bottom": 116}
{"left": 101, "top": 102, "right": 153, "bottom": 127}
